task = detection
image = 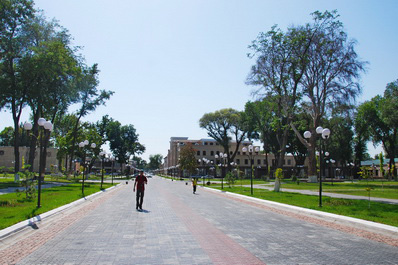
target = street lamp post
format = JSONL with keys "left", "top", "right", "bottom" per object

{"left": 215, "top": 152, "right": 228, "bottom": 189}
{"left": 242, "top": 145, "right": 260, "bottom": 195}
{"left": 303, "top": 126, "right": 331, "bottom": 207}
{"left": 99, "top": 151, "right": 105, "bottom": 190}
{"left": 109, "top": 156, "right": 115, "bottom": 185}
{"left": 24, "top": 118, "right": 53, "bottom": 208}
{"left": 79, "top": 141, "right": 96, "bottom": 195}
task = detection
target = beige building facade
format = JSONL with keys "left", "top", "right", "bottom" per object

{"left": 163, "top": 137, "right": 297, "bottom": 177}
{"left": 0, "top": 146, "right": 58, "bottom": 173}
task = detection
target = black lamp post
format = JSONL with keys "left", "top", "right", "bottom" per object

{"left": 99, "top": 151, "right": 105, "bottom": 189}
{"left": 79, "top": 140, "right": 96, "bottom": 195}
{"left": 303, "top": 126, "right": 331, "bottom": 207}
{"left": 24, "top": 118, "right": 53, "bottom": 208}
{"left": 242, "top": 145, "right": 259, "bottom": 195}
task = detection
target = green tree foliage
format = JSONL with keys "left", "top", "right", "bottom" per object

{"left": 0, "top": 126, "right": 14, "bottom": 146}
{"left": 0, "top": 0, "right": 35, "bottom": 173}
{"left": 107, "top": 120, "right": 145, "bottom": 173}
{"left": 68, "top": 64, "right": 114, "bottom": 173}
{"left": 243, "top": 100, "right": 277, "bottom": 173}
{"left": 199, "top": 108, "right": 247, "bottom": 172}
{"left": 247, "top": 10, "right": 366, "bottom": 177}
{"left": 356, "top": 80, "right": 398, "bottom": 179}
{"left": 148, "top": 154, "right": 163, "bottom": 170}
{"left": 178, "top": 143, "right": 198, "bottom": 176}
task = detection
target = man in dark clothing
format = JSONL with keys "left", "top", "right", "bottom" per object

{"left": 133, "top": 171, "right": 147, "bottom": 210}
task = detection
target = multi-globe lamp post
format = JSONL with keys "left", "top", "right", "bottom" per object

{"left": 303, "top": 126, "right": 331, "bottom": 207}
{"left": 99, "top": 151, "right": 106, "bottom": 189}
{"left": 242, "top": 145, "right": 259, "bottom": 195}
{"left": 215, "top": 152, "right": 228, "bottom": 189}
{"left": 23, "top": 118, "right": 53, "bottom": 208}
{"left": 78, "top": 140, "right": 96, "bottom": 195}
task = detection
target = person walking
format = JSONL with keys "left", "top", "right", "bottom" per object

{"left": 192, "top": 177, "right": 198, "bottom": 194}
{"left": 133, "top": 171, "right": 147, "bottom": 210}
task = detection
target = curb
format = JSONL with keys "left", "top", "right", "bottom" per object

{"left": 201, "top": 186, "right": 398, "bottom": 237}
{"left": 0, "top": 183, "right": 122, "bottom": 239}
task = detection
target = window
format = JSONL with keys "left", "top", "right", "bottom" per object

{"left": 197, "top": 151, "right": 200, "bottom": 156}
{"left": 264, "top": 159, "right": 267, "bottom": 165}
{"left": 245, "top": 159, "right": 248, "bottom": 165}
{"left": 210, "top": 143, "right": 213, "bottom": 145}
{"left": 216, "top": 151, "right": 220, "bottom": 155}
{"left": 237, "top": 151, "right": 240, "bottom": 155}
{"left": 0, "top": 150, "right": 4, "bottom": 156}
{"left": 236, "top": 159, "right": 240, "bottom": 165}
{"left": 257, "top": 159, "right": 261, "bottom": 165}
{"left": 203, "top": 151, "right": 206, "bottom": 156}
{"left": 242, "top": 152, "right": 246, "bottom": 155}
{"left": 205, "top": 142, "right": 208, "bottom": 145}
{"left": 287, "top": 159, "right": 291, "bottom": 165}
{"left": 210, "top": 151, "right": 214, "bottom": 156}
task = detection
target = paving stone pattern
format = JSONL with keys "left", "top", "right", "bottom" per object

{"left": 7, "top": 177, "right": 398, "bottom": 264}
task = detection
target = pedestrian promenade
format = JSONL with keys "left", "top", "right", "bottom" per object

{"left": 1, "top": 176, "right": 397, "bottom": 264}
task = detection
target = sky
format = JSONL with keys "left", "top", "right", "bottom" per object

{"left": 1, "top": 0, "right": 397, "bottom": 161}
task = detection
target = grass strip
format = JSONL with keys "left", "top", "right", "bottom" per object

{"left": 211, "top": 186, "right": 398, "bottom": 227}
{"left": 0, "top": 182, "right": 114, "bottom": 230}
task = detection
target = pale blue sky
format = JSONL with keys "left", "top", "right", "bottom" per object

{"left": 1, "top": 0, "right": 397, "bottom": 160}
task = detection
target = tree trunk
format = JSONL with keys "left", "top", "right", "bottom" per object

{"left": 28, "top": 111, "right": 39, "bottom": 172}
{"left": 13, "top": 118, "right": 20, "bottom": 174}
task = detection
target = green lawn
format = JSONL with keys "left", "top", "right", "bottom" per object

{"left": 0, "top": 182, "right": 114, "bottom": 230}
{"left": 274, "top": 181, "right": 398, "bottom": 200}
{"left": 211, "top": 186, "right": 398, "bottom": 227}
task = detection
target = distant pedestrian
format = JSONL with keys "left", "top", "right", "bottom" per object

{"left": 133, "top": 171, "right": 147, "bottom": 210}
{"left": 192, "top": 177, "right": 198, "bottom": 194}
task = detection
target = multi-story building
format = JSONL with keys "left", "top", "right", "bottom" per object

{"left": 163, "top": 137, "right": 297, "bottom": 178}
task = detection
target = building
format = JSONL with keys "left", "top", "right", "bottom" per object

{"left": 361, "top": 158, "right": 398, "bottom": 178}
{"left": 0, "top": 146, "right": 58, "bottom": 173}
{"left": 163, "top": 137, "right": 297, "bottom": 178}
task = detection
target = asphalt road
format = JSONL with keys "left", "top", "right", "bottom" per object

{"left": 2, "top": 176, "right": 397, "bottom": 264}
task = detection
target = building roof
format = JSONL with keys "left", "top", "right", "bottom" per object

{"left": 361, "top": 158, "right": 398, "bottom": 166}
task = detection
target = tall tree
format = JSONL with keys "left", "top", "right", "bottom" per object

{"left": 107, "top": 121, "right": 145, "bottom": 174}
{"left": 68, "top": 64, "right": 114, "bottom": 173}
{"left": 246, "top": 19, "right": 313, "bottom": 168}
{"left": 356, "top": 80, "right": 398, "bottom": 179}
{"left": 199, "top": 108, "right": 247, "bottom": 173}
{"left": 243, "top": 100, "right": 278, "bottom": 173}
{"left": 0, "top": 0, "right": 35, "bottom": 174}
{"left": 290, "top": 10, "right": 366, "bottom": 177}
{"left": 20, "top": 14, "right": 80, "bottom": 171}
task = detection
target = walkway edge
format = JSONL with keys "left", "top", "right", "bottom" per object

{"left": 202, "top": 186, "right": 398, "bottom": 237}
{"left": 0, "top": 183, "right": 121, "bottom": 240}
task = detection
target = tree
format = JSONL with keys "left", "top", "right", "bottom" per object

{"left": 0, "top": 0, "right": 35, "bottom": 174}
{"left": 132, "top": 156, "right": 147, "bottom": 170}
{"left": 67, "top": 64, "right": 114, "bottom": 173}
{"left": 289, "top": 10, "right": 366, "bottom": 177}
{"left": 148, "top": 154, "right": 163, "bottom": 170}
{"left": 199, "top": 108, "right": 247, "bottom": 174}
{"left": 178, "top": 143, "right": 198, "bottom": 177}
{"left": 20, "top": 14, "right": 80, "bottom": 171}
{"left": 0, "top": 127, "right": 14, "bottom": 146}
{"left": 107, "top": 120, "right": 145, "bottom": 174}
{"left": 243, "top": 100, "right": 278, "bottom": 174}
{"left": 356, "top": 80, "right": 398, "bottom": 180}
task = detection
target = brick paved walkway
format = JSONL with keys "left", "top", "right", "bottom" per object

{"left": 1, "top": 177, "right": 397, "bottom": 264}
